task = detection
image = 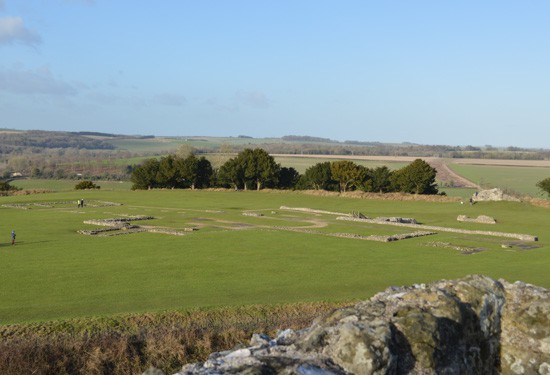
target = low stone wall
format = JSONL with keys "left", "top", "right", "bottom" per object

{"left": 425, "top": 241, "right": 485, "bottom": 255}
{"left": 140, "top": 225, "right": 196, "bottom": 234}
{"left": 279, "top": 206, "right": 418, "bottom": 224}
{"left": 79, "top": 216, "right": 195, "bottom": 236}
{"left": 329, "top": 231, "right": 435, "bottom": 242}
{"left": 457, "top": 215, "right": 497, "bottom": 224}
{"left": 373, "top": 217, "right": 417, "bottom": 224}
{"left": 140, "top": 228, "right": 188, "bottom": 236}
{"left": 279, "top": 206, "right": 351, "bottom": 216}
{"left": 85, "top": 200, "right": 122, "bottom": 207}
{"left": 83, "top": 216, "right": 155, "bottom": 227}
{"left": 337, "top": 216, "right": 537, "bottom": 242}
{"left": 242, "top": 212, "right": 264, "bottom": 217}
{"left": 1, "top": 203, "right": 30, "bottom": 210}
{"left": 367, "top": 231, "right": 436, "bottom": 242}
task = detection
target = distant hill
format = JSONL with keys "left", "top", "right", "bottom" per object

{"left": 1, "top": 129, "right": 548, "bottom": 161}
{"left": 0, "top": 130, "right": 116, "bottom": 151}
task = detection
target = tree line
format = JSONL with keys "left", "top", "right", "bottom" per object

{"left": 131, "top": 148, "right": 439, "bottom": 194}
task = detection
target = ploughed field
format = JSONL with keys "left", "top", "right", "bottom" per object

{"left": 0, "top": 189, "right": 548, "bottom": 324}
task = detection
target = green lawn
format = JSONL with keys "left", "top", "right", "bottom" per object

{"left": 449, "top": 164, "right": 550, "bottom": 197}
{"left": 439, "top": 187, "right": 478, "bottom": 199}
{"left": 0, "top": 189, "right": 548, "bottom": 324}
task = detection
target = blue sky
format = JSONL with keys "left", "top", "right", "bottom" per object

{"left": 1, "top": 1, "right": 549, "bottom": 148}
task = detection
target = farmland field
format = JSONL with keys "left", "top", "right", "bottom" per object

{"left": 0, "top": 189, "right": 548, "bottom": 324}
{"left": 107, "top": 136, "right": 284, "bottom": 153}
{"left": 273, "top": 156, "right": 407, "bottom": 173}
{"left": 448, "top": 163, "right": 550, "bottom": 197}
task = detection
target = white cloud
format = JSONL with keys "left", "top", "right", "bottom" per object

{"left": 0, "top": 66, "right": 78, "bottom": 96}
{"left": 0, "top": 16, "right": 42, "bottom": 46}
{"left": 236, "top": 90, "right": 270, "bottom": 108}
{"left": 154, "top": 93, "right": 186, "bottom": 107}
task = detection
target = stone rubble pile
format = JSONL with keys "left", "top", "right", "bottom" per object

{"left": 473, "top": 188, "right": 521, "bottom": 202}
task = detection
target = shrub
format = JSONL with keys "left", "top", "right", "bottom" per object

{"left": 75, "top": 180, "right": 100, "bottom": 190}
{"left": 536, "top": 177, "right": 550, "bottom": 197}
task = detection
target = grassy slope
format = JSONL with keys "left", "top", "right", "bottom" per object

{"left": 449, "top": 164, "right": 550, "bottom": 197}
{"left": 0, "top": 189, "right": 548, "bottom": 324}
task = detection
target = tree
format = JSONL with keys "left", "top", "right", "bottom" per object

{"left": 0, "top": 181, "right": 20, "bottom": 192}
{"left": 278, "top": 167, "right": 300, "bottom": 189}
{"left": 303, "top": 162, "right": 334, "bottom": 190}
{"left": 536, "top": 177, "right": 550, "bottom": 196}
{"left": 248, "top": 148, "right": 280, "bottom": 190}
{"left": 217, "top": 148, "right": 280, "bottom": 190}
{"left": 390, "top": 159, "right": 438, "bottom": 194}
{"left": 75, "top": 180, "right": 100, "bottom": 190}
{"left": 364, "top": 166, "right": 393, "bottom": 193}
{"left": 218, "top": 157, "right": 243, "bottom": 190}
{"left": 330, "top": 160, "right": 365, "bottom": 192}
{"left": 179, "top": 154, "right": 199, "bottom": 189}
{"left": 131, "top": 158, "right": 160, "bottom": 190}
{"left": 196, "top": 157, "right": 213, "bottom": 188}
{"left": 180, "top": 154, "right": 213, "bottom": 189}
{"left": 157, "top": 155, "right": 182, "bottom": 188}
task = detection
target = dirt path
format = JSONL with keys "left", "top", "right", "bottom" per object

{"left": 425, "top": 158, "right": 479, "bottom": 189}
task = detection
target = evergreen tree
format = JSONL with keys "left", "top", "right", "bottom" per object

{"left": 278, "top": 167, "right": 300, "bottom": 189}
{"left": 157, "top": 155, "right": 182, "bottom": 188}
{"left": 390, "top": 159, "right": 438, "bottom": 194}
{"left": 365, "top": 166, "right": 393, "bottom": 193}
{"left": 131, "top": 158, "right": 160, "bottom": 190}
{"left": 196, "top": 157, "right": 213, "bottom": 188}
{"left": 330, "top": 160, "right": 365, "bottom": 192}
{"left": 218, "top": 157, "right": 243, "bottom": 190}
{"left": 303, "top": 162, "right": 334, "bottom": 190}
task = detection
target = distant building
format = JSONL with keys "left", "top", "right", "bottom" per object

{"left": 11, "top": 172, "right": 23, "bottom": 177}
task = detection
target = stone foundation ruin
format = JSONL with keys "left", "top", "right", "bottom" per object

{"left": 330, "top": 231, "right": 436, "bottom": 242}
{"left": 457, "top": 214, "right": 497, "bottom": 224}
{"left": 337, "top": 216, "right": 537, "bottom": 242}
{"left": 78, "top": 216, "right": 197, "bottom": 236}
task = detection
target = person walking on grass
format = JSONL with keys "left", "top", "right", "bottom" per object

{"left": 11, "top": 230, "right": 16, "bottom": 245}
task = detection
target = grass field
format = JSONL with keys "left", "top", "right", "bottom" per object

{"left": 10, "top": 179, "right": 133, "bottom": 191}
{"left": 449, "top": 164, "right": 550, "bottom": 197}
{"left": 0, "top": 189, "right": 548, "bottom": 324}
